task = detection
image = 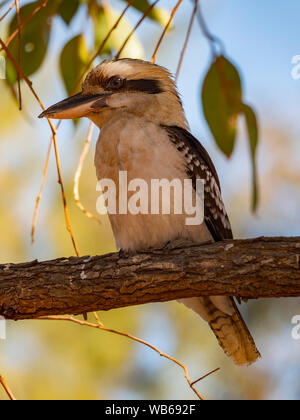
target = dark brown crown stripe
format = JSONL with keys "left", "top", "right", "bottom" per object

{"left": 124, "top": 78, "right": 163, "bottom": 94}
{"left": 87, "top": 70, "right": 164, "bottom": 94}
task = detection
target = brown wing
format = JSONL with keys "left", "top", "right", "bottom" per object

{"left": 162, "top": 125, "right": 233, "bottom": 242}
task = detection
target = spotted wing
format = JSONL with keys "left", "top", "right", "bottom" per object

{"left": 162, "top": 125, "right": 233, "bottom": 242}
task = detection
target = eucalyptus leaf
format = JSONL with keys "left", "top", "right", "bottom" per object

{"left": 202, "top": 55, "right": 242, "bottom": 158}
{"left": 59, "top": 34, "right": 89, "bottom": 95}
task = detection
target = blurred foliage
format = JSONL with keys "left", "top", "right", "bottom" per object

{"left": 60, "top": 34, "right": 89, "bottom": 95}
{"left": 2, "top": 0, "right": 259, "bottom": 210}
{"left": 5, "top": 0, "right": 168, "bottom": 92}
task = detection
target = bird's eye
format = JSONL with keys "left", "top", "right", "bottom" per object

{"left": 107, "top": 76, "right": 124, "bottom": 90}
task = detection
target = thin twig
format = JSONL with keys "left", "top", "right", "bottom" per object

{"left": 0, "top": 36, "right": 80, "bottom": 256}
{"left": 0, "top": 375, "right": 16, "bottom": 400}
{"left": 41, "top": 315, "right": 205, "bottom": 400}
{"left": 191, "top": 367, "right": 220, "bottom": 386}
{"left": 0, "top": 0, "right": 15, "bottom": 22}
{"left": 93, "top": 311, "right": 104, "bottom": 328}
{"left": 15, "top": 0, "right": 22, "bottom": 110}
{"left": 73, "top": 122, "right": 100, "bottom": 223}
{"left": 176, "top": 0, "right": 198, "bottom": 81}
{"left": 151, "top": 0, "right": 183, "bottom": 63}
{"left": 195, "top": 0, "right": 224, "bottom": 57}
{"left": 1, "top": 0, "right": 49, "bottom": 51}
{"left": 31, "top": 135, "right": 52, "bottom": 244}
{"left": 115, "top": 0, "right": 160, "bottom": 59}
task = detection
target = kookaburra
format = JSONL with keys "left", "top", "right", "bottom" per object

{"left": 39, "top": 58, "right": 260, "bottom": 366}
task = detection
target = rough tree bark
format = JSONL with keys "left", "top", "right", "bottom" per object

{"left": 0, "top": 237, "right": 299, "bottom": 320}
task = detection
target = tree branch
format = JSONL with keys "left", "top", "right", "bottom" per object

{"left": 0, "top": 237, "right": 299, "bottom": 320}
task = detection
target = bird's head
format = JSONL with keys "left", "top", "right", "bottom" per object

{"left": 39, "top": 58, "right": 188, "bottom": 129}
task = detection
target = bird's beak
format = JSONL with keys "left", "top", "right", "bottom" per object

{"left": 38, "top": 92, "right": 108, "bottom": 120}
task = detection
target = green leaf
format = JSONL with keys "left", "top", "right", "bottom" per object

{"left": 6, "top": 1, "right": 54, "bottom": 84}
{"left": 59, "top": 34, "right": 89, "bottom": 95}
{"left": 58, "top": 0, "right": 80, "bottom": 25}
{"left": 202, "top": 55, "right": 243, "bottom": 157}
{"left": 242, "top": 103, "right": 259, "bottom": 211}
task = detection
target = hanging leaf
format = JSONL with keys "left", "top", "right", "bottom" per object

{"left": 58, "top": 0, "right": 80, "bottom": 25}
{"left": 202, "top": 55, "right": 243, "bottom": 157}
{"left": 59, "top": 34, "right": 89, "bottom": 95}
{"left": 6, "top": 1, "right": 55, "bottom": 84}
{"left": 242, "top": 103, "right": 259, "bottom": 211}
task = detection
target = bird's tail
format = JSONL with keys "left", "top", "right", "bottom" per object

{"left": 180, "top": 296, "right": 260, "bottom": 366}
